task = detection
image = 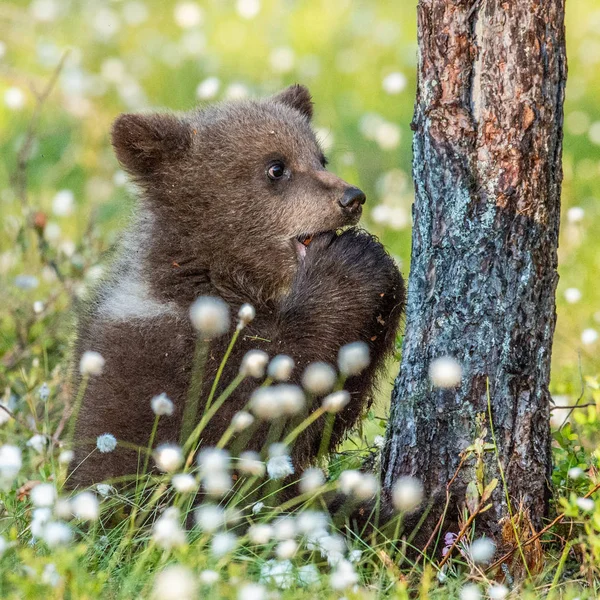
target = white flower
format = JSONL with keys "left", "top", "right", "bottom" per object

{"left": 382, "top": 72, "right": 407, "bottom": 94}
{"left": 567, "top": 206, "right": 584, "bottom": 223}
{"left": 41, "top": 563, "right": 61, "bottom": 587}
{"left": 338, "top": 470, "right": 362, "bottom": 495}
{"left": 248, "top": 523, "right": 273, "bottom": 545}
{"left": 273, "top": 516, "right": 296, "bottom": 540}
{"left": 392, "top": 476, "right": 424, "bottom": 512}
{"left": 353, "top": 473, "right": 379, "bottom": 500}
{"left": 269, "top": 47, "right": 295, "bottom": 73}
{"left": 276, "top": 539, "right": 298, "bottom": 560}
{"left": 460, "top": 584, "right": 482, "bottom": 600}
{"left": 240, "top": 350, "right": 269, "bottom": 378}
{"left": 322, "top": 390, "right": 350, "bottom": 413}
{"left": 309, "top": 532, "right": 346, "bottom": 565}
{"left": 202, "top": 472, "right": 232, "bottom": 496}
{"left": 96, "top": 483, "right": 114, "bottom": 497}
{"left": 52, "top": 189, "right": 74, "bottom": 217}
{"left": 96, "top": 433, "right": 117, "bottom": 453}
{"left": 236, "top": 0, "right": 261, "bottom": 20}
{"left": 41, "top": 522, "right": 72, "bottom": 548}
{"left": 299, "top": 468, "right": 325, "bottom": 494}
{"left": 338, "top": 341, "right": 370, "bottom": 376}
{"left": 151, "top": 393, "right": 174, "bottom": 416}
{"left": 259, "top": 559, "right": 294, "bottom": 589}
{"left": 54, "top": 498, "right": 72, "bottom": 520}
{"left": 71, "top": 492, "right": 99, "bottom": 521}
{"left": 195, "top": 504, "right": 225, "bottom": 532}
{"left": 198, "top": 448, "right": 230, "bottom": 473}
{"left": 302, "top": 362, "right": 336, "bottom": 395}
{"left": 488, "top": 584, "right": 509, "bottom": 600}
{"left": 79, "top": 351, "right": 105, "bottom": 376}
{"left": 27, "top": 434, "right": 47, "bottom": 454}
{"left": 154, "top": 444, "right": 183, "bottom": 473}
{"left": 189, "top": 297, "right": 230, "bottom": 338}
{"left": 276, "top": 384, "right": 305, "bottom": 415}
{"left": 252, "top": 501, "right": 264, "bottom": 515}
{"left": 564, "top": 287, "right": 582, "bottom": 304}
{"left": 267, "top": 455, "right": 294, "bottom": 480}
{"left": 296, "top": 510, "right": 329, "bottom": 534}
{"left": 576, "top": 497, "right": 595, "bottom": 512}
{"left": 238, "top": 583, "right": 266, "bottom": 600}
{"left": 171, "top": 473, "right": 198, "bottom": 493}
{"left": 237, "top": 303, "right": 256, "bottom": 328}
{"left": 249, "top": 387, "right": 282, "bottom": 420}
{"left": 231, "top": 411, "right": 254, "bottom": 432}
{"left": 199, "top": 570, "right": 219, "bottom": 585}
{"left": 238, "top": 451, "right": 266, "bottom": 477}
{"left": 581, "top": 328, "right": 598, "bottom": 345}
{"left": 196, "top": 76, "right": 220, "bottom": 100}
{"left": 568, "top": 467, "right": 584, "bottom": 479}
{"left": 429, "top": 356, "right": 462, "bottom": 388}
{"left": 153, "top": 565, "right": 197, "bottom": 600}
{"left": 4, "top": 87, "right": 25, "bottom": 110}
{"left": 33, "top": 300, "right": 44, "bottom": 314}
{"left": 373, "top": 435, "right": 385, "bottom": 449}
{"left": 0, "top": 445, "right": 22, "bottom": 489}
{"left": 39, "top": 382, "right": 50, "bottom": 401}
{"left": 173, "top": 2, "right": 203, "bottom": 28}
{"left": 30, "top": 483, "right": 56, "bottom": 508}
{"left": 267, "top": 355, "right": 295, "bottom": 381}
{"left": 31, "top": 507, "right": 52, "bottom": 537}
{"left": 298, "top": 564, "right": 319, "bottom": 587}
{"left": 330, "top": 558, "right": 358, "bottom": 590}
{"left": 58, "top": 450, "right": 73, "bottom": 465}
{"left": 348, "top": 549, "right": 362, "bottom": 563}
{"left": 469, "top": 537, "right": 496, "bottom": 564}
{"left": 152, "top": 508, "right": 186, "bottom": 549}
{"left": 211, "top": 532, "right": 237, "bottom": 557}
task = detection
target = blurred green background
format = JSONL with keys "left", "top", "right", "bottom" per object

{"left": 0, "top": 0, "right": 599, "bottom": 410}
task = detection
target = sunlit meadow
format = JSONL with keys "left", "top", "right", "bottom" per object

{"left": 1, "top": 1, "right": 600, "bottom": 598}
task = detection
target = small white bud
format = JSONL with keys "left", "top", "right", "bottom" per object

{"left": 41, "top": 521, "right": 72, "bottom": 548}
{"left": 153, "top": 565, "right": 197, "bottom": 600}
{"left": 58, "top": 450, "right": 74, "bottom": 465}
{"left": 581, "top": 328, "right": 598, "bottom": 345}
{"left": 27, "top": 434, "right": 47, "bottom": 454}
{"left": 151, "top": 393, "right": 174, "bottom": 416}
{"left": 231, "top": 411, "right": 255, "bottom": 432}
{"left": 322, "top": 390, "right": 350, "bottom": 413}
{"left": 240, "top": 349, "right": 269, "bottom": 378}
{"left": 428, "top": 356, "right": 462, "bottom": 388}
{"left": 299, "top": 468, "right": 325, "bottom": 494}
{"left": 567, "top": 206, "right": 584, "bottom": 223}
{"left": 338, "top": 470, "right": 362, "bottom": 495}
{"left": 353, "top": 473, "right": 379, "bottom": 500}
{"left": 302, "top": 362, "right": 337, "bottom": 395}
{"left": 576, "top": 497, "right": 595, "bottom": 512}
{"left": 564, "top": 287, "right": 582, "bottom": 304}
{"left": 276, "top": 539, "right": 298, "bottom": 560}
{"left": 276, "top": 384, "right": 305, "bottom": 415}
{"left": 30, "top": 483, "right": 56, "bottom": 508}
{"left": 211, "top": 532, "right": 237, "bottom": 557}
{"left": 171, "top": 473, "right": 198, "bottom": 493}
{"left": 195, "top": 504, "right": 225, "bottom": 532}
{"left": 199, "top": 570, "right": 219, "bottom": 585}
{"left": 248, "top": 523, "right": 272, "bottom": 545}
{"left": 197, "top": 448, "right": 230, "bottom": 473}
{"left": 460, "top": 584, "right": 482, "bottom": 600}
{"left": 249, "top": 387, "right": 283, "bottom": 420}
{"left": 267, "top": 354, "right": 295, "bottom": 381}
{"left": 96, "top": 433, "right": 117, "bottom": 453}
{"left": 568, "top": 467, "right": 584, "bottom": 479}
{"left": 202, "top": 472, "right": 232, "bottom": 496}
{"left": 266, "top": 455, "right": 294, "bottom": 480}
{"left": 338, "top": 341, "right": 370, "bottom": 376}
{"left": 487, "top": 584, "right": 509, "bottom": 600}
{"left": 189, "top": 296, "right": 230, "bottom": 339}
{"left": 238, "top": 451, "right": 266, "bottom": 477}
{"left": 392, "top": 476, "right": 424, "bottom": 512}
{"left": 154, "top": 444, "right": 184, "bottom": 473}
{"left": 71, "top": 492, "right": 99, "bottom": 521}
{"left": 468, "top": 537, "right": 496, "bottom": 564}
{"left": 237, "top": 303, "right": 256, "bottom": 328}
{"left": 79, "top": 351, "right": 105, "bottom": 376}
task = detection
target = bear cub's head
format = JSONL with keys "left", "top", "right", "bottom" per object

{"left": 112, "top": 84, "right": 366, "bottom": 303}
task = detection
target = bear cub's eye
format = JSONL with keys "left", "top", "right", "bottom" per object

{"left": 267, "top": 161, "right": 286, "bottom": 181}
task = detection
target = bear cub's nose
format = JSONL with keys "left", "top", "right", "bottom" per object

{"left": 339, "top": 187, "right": 367, "bottom": 212}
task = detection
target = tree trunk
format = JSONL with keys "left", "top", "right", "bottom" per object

{"left": 382, "top": 0, "right": 566, "bottom": 540}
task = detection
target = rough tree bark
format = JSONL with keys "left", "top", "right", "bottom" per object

{"left": 382, "top": 0, "right": 566, "bottom": 539}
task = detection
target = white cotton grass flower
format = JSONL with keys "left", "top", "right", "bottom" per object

{"left": 237, "top": 303, "right": 256, "bottom": 329}
{"left": 189, "top": 296, "right": 230, "bottom": 339}
{"left": 238, "top": 583, "right": 267, "bottom": 600}
{"left": 564, "top": 287, "right": 582, "bottom": 304}
{"left": 276, "top": 384, "right": 305, "bottom": 415}
{"left": 151, "top": 393, "right": 174, "bottom": 416}
{"left": 298, "top": 564, "right": 320, "bottom": 587}
{"left": 154, "top": 444, "right": 184, "bottom": 473}
{"left": 27, "top": 434, "right": 47, "bottom": 454}
{"left": 248, "top": 523, "right": 273, "bottom": 545}
{"left": 373, "top": 435, "right": 385, "bottom": 449}
{"left": 581, "top": 328, "right": 598, "bottom": 345}
{"left": 196, "top": 76, "right": 220, "bottom": 100}
{"left": 488, "top": 584, "right": 509, "bottom": 600}
{"left": 338, "top": 341, "right": 370, "bottom": 376}
{"left": 272, "top": 516, "right": 296, "bottom": 540}
{"left": 58, "top": 450, "right": 73, "bottom": 465}
{"left": 259, "top": 559, "right": 294, "bottom": 589}
{"left": 267, "top": 354, "right": 295, "bottom": 381}
{"left": 202, "top": 472, "right": 232, "bottom": 496}
{"left": 30, "top": 483, "right": 56, "bottom": 508}
{"left": 382, "top": 71, "right": 408, "bottom": 95}
{"left": 54, "top": 498, "right": 72, "bottom": 520}
{"left": 276, "top": 539, "right": 298, "bottom": 560}
{"left": 460, "top": 584, "right": 482, "bottom": 600}
{"left": 299, "top": 467, "right": 325, "bottom": 494}
{"left": 197, "top": 447, "right": 230, "bottom": 473}
{"left": 338, "top": 470, "right": 363, "bottom": 495}
{"left": 231, "top": 411, "right": 254, "bottom": 432}
{"left": 71, "top": 492, "right": 99, "bottom": 521}
{"left": 211, "top": 531, "right": 237, "bottom": 557}
{"left": 79, "top": 351, "right": 105, "bottom": 376}
{"left": 267, "top": 455, "right": 294, "bottom": 480}
{"left": 348, "top": 549, "right": 362, "bottom": 563}
{"left": 200, "top": 570, "right": 219, "bottom": 585}
{"left": 429, "top": 356, "right": 462, "bottom": 388}
{"left": 296, "top": 510, "right": 329, "bottom": 535}
{"left": 238, "top": 451, "right": 266, "bottom": 477}
{"left": 252, "top": 501, "right": 264, "bottom": 515}
{"left": 153, "top": 565, "right": 197, "bottom": 600}
{"left": 353, "top": 473, "right": 379, "bottom": 500}
{"left": 52, "top": 189, "right": 75, "bottom": 216}
{"left": 173, "top": 2, "right": 203, "bottom": 28}
{"left": 96, "top": 483, "right": 114, "bottom": 497}
{"left": 330, "top": 558, "right": 359, "bottom": 590}
{"left": 31, "top": 507, "right": 52, "bottom": 537}
{"left": 240, "top": 349, "right": 269, "bottom": 378}
{"left": 4, "top": 87, "right": 26, "bottom": 110}
{"left": 152, "top": 507, "right": 186, "bottom": 549}
{"left": 576, "top": 497, "right": 595, "bottom": 512}
{"left": 194, "top": 504, "right": 225, "bottom": 532}
{"left": 567, "top": 206, "right": 584, "bottom": 223}
{"left": 469, "top": 537, "right": 496, "bottom": 564}
{"left": 302, "top": 362, "right": 337, "bottom": 395}
{"left": 322, "top": 390, "right": 350, "bottom": 413}
{"left": 171, "top": 473, "right": 198, "bottom": 493}
{"left": 392, "top": 476, "right": 424, "bottom": 512}
{"left": 249, "top": 387, "right": 282, "bottom": 420}
{"left": 568, "top": 467, "right": 585, "bottom": 479}
{"left": 41, "top": 521, "right": 72, "bottom": 548}
{"left": 96, "top": 433, "right": 117, "bottom": 453}
{"left": 0, "top": 445, "right": 21, "bottom": 490}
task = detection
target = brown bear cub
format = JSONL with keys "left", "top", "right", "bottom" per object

{"left": 70, "top": 84, "right": 404, "bottom": 488}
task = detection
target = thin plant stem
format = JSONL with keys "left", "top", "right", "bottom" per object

{"left": 141, "top": 415, "right": 160, "bottom": 478}
{"left": 65, "top": 374, "right": 89, "bottom": 447}
{"left": 283, "top": 406, "right": 327, "bottom": 447}
{"left": 205, "top": 327, "right": 241, "bottom": 413}
{"left": 180, "top": 338, "right": 208, "bottom": 445}
{"left": 316, "top": 413, "right": 335, "bottom": 462}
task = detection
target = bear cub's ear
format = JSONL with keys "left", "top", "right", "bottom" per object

{"left": 111, "top": 113, "right": 191, "bottom": 177}
{"left": 272, "top": 84, "right": 313, "bottom": 120}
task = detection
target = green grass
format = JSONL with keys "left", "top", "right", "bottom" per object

{"left": 1, "top": 0, "right": 600, "bottom": 598}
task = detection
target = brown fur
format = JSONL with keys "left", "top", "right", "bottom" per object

{"left": 69, "top": 85, "right": 404, "bottom": 488}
